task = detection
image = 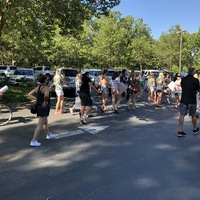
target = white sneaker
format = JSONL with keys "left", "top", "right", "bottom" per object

{"left": 30, "top": 140, "right": 41, "bottom": 147}
{"left": 46, "top": 133, "right": 57, "bottom": 140}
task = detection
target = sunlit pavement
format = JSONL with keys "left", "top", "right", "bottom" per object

{"left": 1, "top": 93, "right": 200, "bottom": 200}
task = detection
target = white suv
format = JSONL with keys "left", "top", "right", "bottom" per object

{"left": 0, "top": 65, "right": 17, "bottom": 77}
{"left": 33, "top": 66, "right": 55, "bottom": 80}
{"left": 9, "top": 68, "right": 36, "bottom": 86}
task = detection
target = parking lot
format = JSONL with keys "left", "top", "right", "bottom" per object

{"left": 1, "top": 92, "right": 200, "bottom": 200}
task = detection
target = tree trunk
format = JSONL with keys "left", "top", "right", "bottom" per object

{"left": 0, "top": 12, "right": 5, "bottom": 37}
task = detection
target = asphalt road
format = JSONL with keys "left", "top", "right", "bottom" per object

{"left": 1, "top": 92, "right": 200, "bottom": 200}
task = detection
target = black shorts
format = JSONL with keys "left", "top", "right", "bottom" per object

{"left": 79, "top": 93, "right": 93, "bottom": 107}
{"left": 37, "top": 105, "right": 50, "bottom": 117}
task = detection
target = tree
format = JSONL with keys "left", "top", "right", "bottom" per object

{"left": 0, "top": 0, "right": 121, "bottom": 37}
{"left": 128, "top": 18, "right": 154, "bottom": 71}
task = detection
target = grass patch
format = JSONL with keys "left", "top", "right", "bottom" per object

{"left": 0, "top": 84, "right": 35, "bottom": 103}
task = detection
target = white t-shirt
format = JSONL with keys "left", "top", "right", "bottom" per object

{"left": 111, "top": 77, "right": 120, "bottom": 89}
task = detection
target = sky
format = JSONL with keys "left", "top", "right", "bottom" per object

{"left": 112, "top": 0, "right": 200, "bottom": 39}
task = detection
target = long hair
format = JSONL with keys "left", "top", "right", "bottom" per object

{"left": 38, "top": 74, "right": 47, "bottom": 83}
{"left": 112, "top": 71, "right": 119, "bottom": 80}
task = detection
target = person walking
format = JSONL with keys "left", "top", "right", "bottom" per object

{"left": 127, "top": 70, "right": 140, "bottom": 110}
{"left": 28, "top": 74, "right": 56, "bottom": 147}
{"left": 163, "top": 74, "right": 171, "bottom": 104}
{"left": 146, "top": 73, "right": 156, "bottom": 106}
{"left": 120, "top": 69, "right": 128, "bottom": 99}
{"left": 79, "top": 70, "right": 99, "bottom": 124}
{"left": 53, "top": 68, "right": 66, "bottom": 115}
{"left": 194, "top": 71, "right": 200, "bottom": 117}
{"left": 111, "top": 71, "right": 121, "bottom": 113}
{"left": 155, "top": 72, "right": 165, "bottom": 107}
{"left": 174, "top": 73, "right": 182, "bottom": 108}
{"left": 69, "top": 72, "right": 82, "bottom": 114}
{"left": 99, "top": 69, "right": 110, "bottom": 112}
{"left": 178, "top": 67, "right": 200, "bottom": 137}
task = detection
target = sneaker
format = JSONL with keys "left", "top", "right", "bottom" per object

{"left": 69, "top": 108, "right": 74, "bottom": 114}
{"left": 88, "top": 114, "right": 94, "bottom": 117}
{"left": 46, "top": 133, "right": 57, "bottom": 139}
{"left": 177, "top": 131, "right": 186, "bottom": 137}
{"left": 193, "top": 127, "right": 199, "bottom": 135}
{"left": 80, "top": 118, "right": 87, "bottom": 124}
{"left": 30, "top": 140, "right": 41, "bottom": 147}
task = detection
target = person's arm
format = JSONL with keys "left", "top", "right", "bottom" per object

{"left": 28, "top": 87, "right": 38, "bottom": 101}
{"left": 60, "top": 75, "right": 66, "bottom": 84}
{"left": 89, "top": 82, "right": 99, "bottom": 93}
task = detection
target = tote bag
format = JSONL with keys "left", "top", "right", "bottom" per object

{"left": 168, "top": 81, "right": 175, "bottom": 92}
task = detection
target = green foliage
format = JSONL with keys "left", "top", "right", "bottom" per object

{"left": 0, "top": 4, "right": 200, "bottom": 72}
{"left": 0, "top": 85, "right": 34, "bottom": 103}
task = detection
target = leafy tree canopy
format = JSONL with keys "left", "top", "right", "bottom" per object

{"left": 0, "top": 0, "right": 121, "bottom": 37}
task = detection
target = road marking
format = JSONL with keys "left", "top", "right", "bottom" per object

{"left": 55, "top": 125, "right": 109, "bottom": 139}
{"left": 55, "top": 130, "right": 85, "bottom": 139}
{"left": 78, "top": 125, "right": 109, "bottom": 135}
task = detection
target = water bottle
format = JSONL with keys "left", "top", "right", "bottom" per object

{"left": 0, "top": 85, "right": 8, "bottom": 93}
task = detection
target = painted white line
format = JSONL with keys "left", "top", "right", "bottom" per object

{"left": 78, "top": 125, "right": 109, "bottom": 135}
{"left": 55, "top": 130, "right": 85, "bottom": 139}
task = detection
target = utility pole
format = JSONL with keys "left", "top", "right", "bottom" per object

{"left": 176, "top": 29, "right": 187, "bottom": 73}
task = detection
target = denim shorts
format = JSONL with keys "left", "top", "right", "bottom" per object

{"left": 175, "top": 92, "right": 182, "bottom": 97}
{"left": 179, "top": 103, "right": 196, "bottom": 116}
{"left": 101, "top": 87, "right": 109, "bottom": 94}
{"left": 149, "top": 86, "right": 155, "bottom": 92}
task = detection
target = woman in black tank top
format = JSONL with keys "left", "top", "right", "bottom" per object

{"left": 28, "top": 75, "right": 56, "bottom": 147}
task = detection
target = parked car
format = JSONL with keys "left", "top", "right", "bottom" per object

{"left": 88, "top": 69, "right": 102, "bottom": 87}
{"left": 33, "top": 66, "right": 55, "bottom": 80}
{"left": 9, "top": 68, "right": 36, "bottom": 86}
{"left": 62, "top": 68, "right": 78, "bottom": 88}
{"left": 0, "top": 65, "right": 17, "bottom": 77}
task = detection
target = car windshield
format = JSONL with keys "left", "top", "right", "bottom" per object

{"left": 89, "top": 71, "right": 101, "bottom": 76}
{"left": 10, "top": 67, "right": 16, "bottom": 70}
{"left": 63, "top": 70, "right": 77, "bottom": 77}
{"left": 14, "top": 69, "right": 33, "bottom": 75}
{"left": 107, "top": 71, "right": 115, "bottom": 77}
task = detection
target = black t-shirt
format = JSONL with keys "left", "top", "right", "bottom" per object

{"left": 80, "top": 76, "right": 91, "bottom": 95}
{"left": 181, "top": 75, "right": 199, "bottom": 104}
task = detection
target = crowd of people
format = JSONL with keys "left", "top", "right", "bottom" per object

{"left": 28, "top": 67, "right": 200, "bottom": 147}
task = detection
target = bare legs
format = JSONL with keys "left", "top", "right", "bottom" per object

{"left": 101, "top": 93, "right": 108, "bottom": 110}
{"left": 112, "top": 94, "right": 121, "bottom": 111}
{"left": 156, "top": 92, "right": 162, "bottom": 106}
{"left": 31, "top": 116, "right": 49, "bottom": 142}
{"left": 178, "top": 114, "right": 197, "bottom": 132}
{"left": 55, "top": 95, "right": 65, "bottom": 114}
{"left": 80, "top": 106, "right": 92, "bottom": 117}
{"left": 127, "top": 93, "right": 136, "bottom": 110}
